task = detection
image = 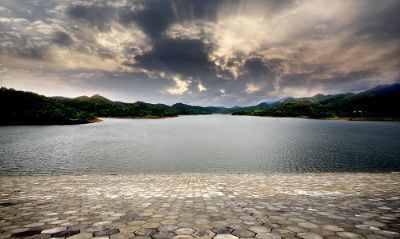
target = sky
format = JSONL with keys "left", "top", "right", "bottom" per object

{"left": 0, "top": 0, "right": 399, "bottom": 106}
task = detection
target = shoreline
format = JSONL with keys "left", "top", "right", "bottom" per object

{"left": 1, "top": 114, "right": 400, "bottom": 126}
{"left": 99, "top": 115, "right": 179, "bottom": 120}
{"left": 318, "top": 116, "right": 400, "bottom": 122}
{"left": 233, "top": 114, "right": 400, "bottom": 122}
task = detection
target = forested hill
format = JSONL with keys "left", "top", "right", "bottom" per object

{"left": 0, "top": 88, "right": 225, "bottom": 125}
{"left": 1, "top": 83, "right": 399, "bottom": 125}
{"left": 231, "top": 83, "right": 400, "bottom": 120}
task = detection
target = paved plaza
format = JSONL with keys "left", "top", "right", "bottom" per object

{"left": 0, "top": 173, "right": 399, "bottom": 239}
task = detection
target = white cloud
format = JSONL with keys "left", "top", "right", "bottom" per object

{"left": 245, "top": 83, "right": 261, "bottom": 94}
{"left": 0, "top": 64, "right": 7, "bottom": 74}
{"left": 0, "top": 0, "right": 398, "bottom": 106}
{"left": 95, "top": 23, "right": 149, "bottom": 58}
{"left": 0, "top": 17, "right": 11, "bottom": 23}
{"left": 166, "top": 75, "right": 192, "bottom": 95}
{"left": 219, "top": 89, "right": 229, "bottom": 97}
{"left": 197, "top": 82, "right": 207, "bottom": 92}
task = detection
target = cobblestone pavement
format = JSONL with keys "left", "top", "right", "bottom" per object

{"left": 0, "top": 173, "right": 399, "bottom": 239}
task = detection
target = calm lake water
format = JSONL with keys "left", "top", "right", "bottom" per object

{"left": 1, "top": 115, "right": 399, "bottom": 174}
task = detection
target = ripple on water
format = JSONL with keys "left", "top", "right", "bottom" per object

{"left": 0, "top": 115, "right": 399, "bottom": 174}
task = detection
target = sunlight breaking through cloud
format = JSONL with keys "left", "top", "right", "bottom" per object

{"left": 0, "top": 0, "right": 398, "bottom": 106}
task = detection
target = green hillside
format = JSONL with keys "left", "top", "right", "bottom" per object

{"left": 232, "top": 83, "right": 400, "bottom": 119}
{"left": 1, "top": 83, "right": 399, "bottom": 125}
{"left": 0, "top": 88, "right": 224, "bottom": 125}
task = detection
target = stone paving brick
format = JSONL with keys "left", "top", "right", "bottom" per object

{"left": 322, "top": 225, "right": 345, "bottom": 232}
{"left": 0, "top": 173, "right": 399, "bottom": 239}
{"left": 42, "top": 227, "right": 67, "bottom": 234}
{"left": 68, "top": 232, "right": 94, "bottom": 239}
{"left": 248, "top": 226, "right": 272, "bottom": 234}
{"left": 232, "top": 229, "right": 256, "bottom": 237}
{"left": 174, "top": 228, "right": 195, "bottom": 235}
{"left": 213, "top": 234, "right": 238, "bottom": 239}
{"left": 11, "top": 229, "right": 42, "bottom": 237}
{"left": 298, "top": 222, "right": 320, "bottom": 229}
{"left": 134, "top": 228, "right": 158, "bottom": 236}
{"left": 192, "top": 230, "right": 215, "bottom": 239}
{"left": 211, "top": 227, "right": 233, "bottom": 234}
{"left": 27, "top": 234, "right": 52, "bottom": 239}
{"left": 93, "top": 228, "right": 120, "bottom": 237}
{"left": 52, "top": 229, "right": 80, "bottom": 237}
{"left": 254, "top": 233, "right": 282, "bottom": 239}
{"left": 152, "top": 231, "right": 176, "bottom": 239}
{"left": 336, "top": 232, "right": 365, "bottom": 239}
{"left": 296, "top": 232, "right": 323, "bottom": 239}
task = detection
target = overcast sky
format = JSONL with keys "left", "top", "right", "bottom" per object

{"left": 0, "top": 0, "right": 399, "bottom": 106}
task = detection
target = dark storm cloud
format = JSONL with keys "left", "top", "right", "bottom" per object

{"left": 66, "top": 4, "right": 115, "bottom": 31}
{"left": 52, "top": 31, "right": 73, "bottom": 46}
{"left": 0, "top": 0, "right": 54, "bottom": 22}
{"left": 237, "top": 57, "right": 286, "bottom": 94}
{"left": 169, "top": 0, "right": 221, "bottom": 22}
{"left": 263, "top": 0, "right": 298, "bottom": 13}
{"left": 18, "top": 47, "right": 48, "bottom": 60}
{"left": 125, "top": 0, "right": 298, "bottom": 39}
{"left": 354, "top": 1, "right": 400, "bottom": 41}
{"left": 119, "top": 1, "right": 174, "bottom": 38}
{"left": 242, "top": 57, "right": 267, "bottom": 76}
{"left": 0, "top": 28, "right": 50, "bottom": 60}
{"left": 135, "top": 38, "right": 216, "bottom": 77}
{"left": 242, "top": 57, "right": 285, "bottom": 79}
{"left": 280, "top": 70, "right": 380, "bottom": 92}
{"left": 323, "top": 70, "right": 381, "bottom": 92}
{"left": 118, "top": 0, "right": 224, "bottom": 38}
{"left": 0, "top": 21, "right": 46, "bottom": 59}
{"left": 0, "top": 0, "right": 399, "bottom": 106}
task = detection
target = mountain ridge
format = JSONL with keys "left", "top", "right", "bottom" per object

{"left": 1, "top": 82, "right": 399, "bottom": 125}
{"left": 231, "top": 83, "right": 400, "bottom": 119}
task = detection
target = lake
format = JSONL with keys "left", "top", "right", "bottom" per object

{"left": 0, "top": 115, "right": 399, "bottom": 174}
